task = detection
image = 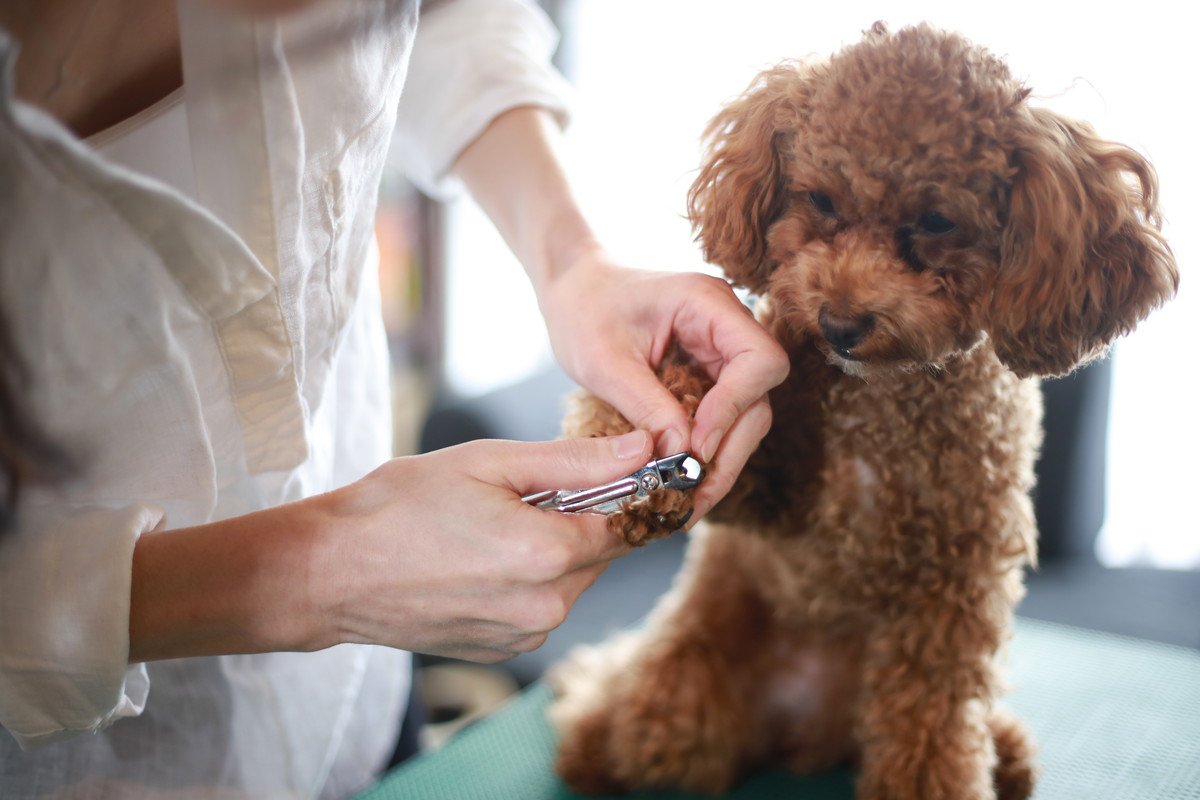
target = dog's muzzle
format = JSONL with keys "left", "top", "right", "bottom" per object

{"left": 818, "top": 305, "right": 876, "bottom": 359}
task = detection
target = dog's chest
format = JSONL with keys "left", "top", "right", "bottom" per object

{"left": 762, "top": 347, "right": 1042, "bottom": 616}
{"left": 819, "top": 352, "right": 1040, "bottom": 509}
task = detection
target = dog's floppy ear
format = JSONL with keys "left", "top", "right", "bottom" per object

{"left": 687, "top": 63, "right": 811, "bottom": 292}
{"left": 989, "top": 107, "right": 1178, "bottom": 377}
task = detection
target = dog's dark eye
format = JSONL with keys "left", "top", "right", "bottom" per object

{"left": 808, "top": 192, "right": 837, "bottom": 216}
{"left": 895, "top": 226, "right": 923, "bottom": 272}
{"left": 917, "top": 211, "right": 957, "bottom": 235}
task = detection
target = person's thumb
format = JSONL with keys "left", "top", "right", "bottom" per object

{"left": 490, "top": 431, "right": 654, "bottom": 496}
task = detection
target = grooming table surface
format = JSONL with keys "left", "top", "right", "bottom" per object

{"left": 358, "top": 619, "right": 1200, "bottom": 799}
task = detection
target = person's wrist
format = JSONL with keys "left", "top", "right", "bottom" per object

{"left": 534, "top": 231, "right": 606, "bottom": 297}
{"left": 265, "top": 494, "right": 350, "bottom": 657}
{"left": 536, "top": 240, "right": 608, "bottom": 334}
{"left": 128, "top": 497, "right": 342, "bottom": 662}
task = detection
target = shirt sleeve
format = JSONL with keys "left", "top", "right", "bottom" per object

{"left": 0, "top": 502, "right": 163, "bottom": 750}
{"left": 393, "top": 0, "right": 574, "bottom": 199}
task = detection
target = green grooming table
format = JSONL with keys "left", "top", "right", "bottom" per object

{"left": 358, "top": 619, "right": 1200, "bottom": 799}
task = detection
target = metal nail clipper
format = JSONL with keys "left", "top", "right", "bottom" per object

{"left": 522, "top": 453, "right": 705, "bottom": 514}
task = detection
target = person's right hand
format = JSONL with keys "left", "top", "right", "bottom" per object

{"left": 311, "top": 430, "right": 654, "bottom": 663}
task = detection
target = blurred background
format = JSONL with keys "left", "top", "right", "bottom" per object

{"left": 374, "top": 0, "right": 1198, "bottom": 737}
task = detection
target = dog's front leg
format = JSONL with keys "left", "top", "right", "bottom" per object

{"left": 855, "top": 607, "right": 1006, "bottom": 800}
{"left": 551, "top": 524, "right": 773, "bottom": 795}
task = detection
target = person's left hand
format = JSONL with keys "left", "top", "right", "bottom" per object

{"left": 538, "top": 246, "right": 789, "bottom": 522}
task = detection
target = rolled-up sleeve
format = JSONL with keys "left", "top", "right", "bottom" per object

{"left": 0, "top": 502, "right": 163, "bottom": 749}
{"left": 393, "top": 0, "right": 574, "bottom": 199}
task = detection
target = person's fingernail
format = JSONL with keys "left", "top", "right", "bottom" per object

{"left": 699, "top": 428, "right": 725, "bottom": 463}
{"left": 661, "top": 428, "right": 686, "bottom": 456}
{"left": 612, "top": 430, "right": 650, "bottom": 460}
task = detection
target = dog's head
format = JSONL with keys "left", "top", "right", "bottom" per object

{"left": 689, "top": 22, "right": 1178, "bottom": 378}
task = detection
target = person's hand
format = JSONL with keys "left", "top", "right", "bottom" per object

{"left": 537, "top": 247, "right": 789, "bottom": 522}
{"left": 309, "top": 430, "right": 654, "bottom": 662}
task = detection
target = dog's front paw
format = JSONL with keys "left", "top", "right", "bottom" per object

{"left": 607, "top": 486, "right": 695, "bottom": 546}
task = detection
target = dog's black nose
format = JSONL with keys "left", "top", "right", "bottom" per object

{"left": 818, "top": 306, "right": 876, "bottom": 355}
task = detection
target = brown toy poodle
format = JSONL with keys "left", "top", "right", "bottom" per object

{"left": 549, "top": 21, "right": 1178, "bottom": 800}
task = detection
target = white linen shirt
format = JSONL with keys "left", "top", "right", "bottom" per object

{"left": 0, "top": 0, "right": 569, "bottom": 797}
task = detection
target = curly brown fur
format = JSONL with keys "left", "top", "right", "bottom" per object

{"left": 553, "top": 22, "right": 1176, "bottom": 800}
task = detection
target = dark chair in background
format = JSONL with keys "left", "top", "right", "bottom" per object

{"left": 1023, "top": 357, "right": 1200, "bottom": 647}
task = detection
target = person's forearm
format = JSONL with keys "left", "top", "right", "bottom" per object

{"left": 452, "top": 106, "right": 600, "bottom": 294}
{"left": 128, "top": 496, "right": 336, "bottom": 663}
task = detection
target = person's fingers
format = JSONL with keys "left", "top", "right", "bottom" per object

{"left": 528, "top": 511, "right": 631, "bottom": 572}
{"left": 585, "top": 359, "right": 695, "bottom": 457}
{"left": 483, "top": 431, "right": 654, "bottom": 496}
{"left": 665, "top": 282, "right": 786, "bottom": 462}
{"left": 459, "top": 563, "right": 609, "bottom": 655}
{"left": 473, "top": 436, "right": 644, "bottom": 572}
{"left": 505, "top": 631, "right": 551, "bottom": 655}
{"left": 690, "top": 339, "right": 788, "bottom": 462}
{"left": 690, "top": 398, "right": 773, "bottom": 523}
{"left": 555, "top": 561, "right": 610, "bottom": 607}
{"left": 441, "top": 647, "right": 513, "bottom": 664}
{"left": 504, "top": 564, "right": 608, "bottom": 650}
